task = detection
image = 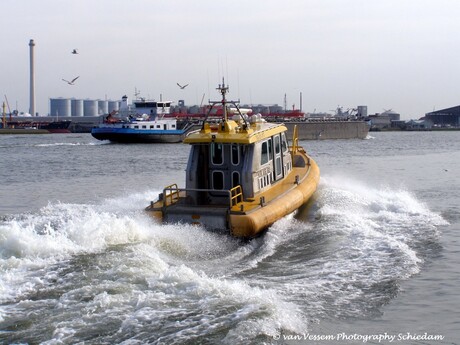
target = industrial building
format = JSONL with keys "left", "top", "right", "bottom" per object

{"left": 425, "top": 106, "right": 460, "bottom": 127}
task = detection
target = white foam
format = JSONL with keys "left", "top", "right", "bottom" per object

{"left": 34, "top": 142, "right": 99, "bottom": 147}
{"left": 289, "top": 174, "right": 448, "bottom": 318}
{"left": 0, "top": 179, "right": 449, "bottom": 341}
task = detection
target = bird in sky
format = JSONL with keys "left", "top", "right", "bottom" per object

{"left": 72, "top": 49, "right": 78, "bottom": 54}
{"left": 62, "top": 76, "right": 80, "bottom": 85}
{"left": 176, "top": 83, "right": 189, "bottom": 89}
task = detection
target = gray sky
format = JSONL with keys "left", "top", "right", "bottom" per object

{"left": 1, "top": 0, "right": 459, "bottom": 119}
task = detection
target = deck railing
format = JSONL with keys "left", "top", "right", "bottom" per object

{"left": 163, "top": 183, "right": 181, "bottom": 206}
{"left": 162, "top": 184, "right": 244, "bottom": 208}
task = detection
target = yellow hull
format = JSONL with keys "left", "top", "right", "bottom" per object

{"left": 230, "top": 158, "right": 319, "bottom": 237}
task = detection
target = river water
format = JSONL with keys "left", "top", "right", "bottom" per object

{"left": 0, "top": 131, "right": 458, "bottom": 344}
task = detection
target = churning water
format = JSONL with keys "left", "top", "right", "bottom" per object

{"left": 0, "top": 132, "right": 458, "bottom": 344}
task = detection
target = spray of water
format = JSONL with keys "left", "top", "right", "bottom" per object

{"left": 0, "top": 175, "right": 447, "bottom": 342}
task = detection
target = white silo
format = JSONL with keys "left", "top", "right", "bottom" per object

{"left": 71, "top": 99, "right": 84, "bottom": 117}
{"left": 108, "top": 100, "right": 119, "bottom": 113}
{"left": 98, "top": 100, "right": 108, "bottom": 115}
{"left": 83, "top": 99, "right": 98, "bottom": 116}
{"left": 50, "top": 98, "right": 71, "bottom": 117}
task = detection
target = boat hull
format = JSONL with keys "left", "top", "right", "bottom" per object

{"left": 91, "top": 128, "right": 185, "bottom": 143}
{"left": 230, "top": 158, "right": 319, "bottom": 237}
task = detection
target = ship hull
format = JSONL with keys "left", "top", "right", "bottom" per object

{"left": 91, "top": 128, "right": 185, "bottom": 143}
{"left": 230, "top": 158, "right": 320, "bottom": 237}
{"left": 40, "top": 120, "right": 72, "bottom": 133}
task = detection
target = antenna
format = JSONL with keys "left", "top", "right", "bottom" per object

{"left": 134, "top": 87, "right": 140, "bottom": 99}
{"left": 200, "top": 93, "right": 205, "bottom": 107}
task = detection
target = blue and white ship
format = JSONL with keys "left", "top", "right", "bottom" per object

{"left": 91, "top": 95, "right": 199, "bottom": 143}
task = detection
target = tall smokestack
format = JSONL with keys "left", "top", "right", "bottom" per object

{"left": 300, "top": 92, "right": 302, "bottom": 112}
{"left": 29, "top": 39, "right": 36, "bottom": 116}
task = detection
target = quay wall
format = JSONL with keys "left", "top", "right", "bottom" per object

{"left": 283, "top": 121, "right": 370, "bottom": 140}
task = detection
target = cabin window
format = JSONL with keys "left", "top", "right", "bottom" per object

{"left": 212, "top": 171, "right": 224, "bottom": 190}
{"left": 142, "top": 125, "right": 147, "bottom": 129}
{"left": 172, "top": 124, "right": 176, "bottom": 128}
{"left": 150, "top": 125, "right": 154, "bottom": 129}
{"left": 134, "top": 125, "right": 139, "bottom": 129}
{"left": 232, "top": 171, "right": 240, "bottom": 187}
{"left": 211, "top": 143, "right": 224, "bottom": 165}
{"left": 274, "top": 135, "right": 283, "bottom": 180}
{"left": 275, "top": 157, "right": 282, "bottom": 177}
{"left": 231, "top": 144, "right": 240, "bottom": 165}
{"left": 156, "top": 125, "right": 161, "bottom": 128}
{"left": 275, "top": 136, "right": 281, "bottom": 154}
{"left": 261, "top": 139, "right": 272, "bottom": 165}
{"left": 281, "top": 133, "right": 288, "bottom": 153}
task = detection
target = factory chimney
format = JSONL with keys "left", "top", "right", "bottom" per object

{"left": 29, "top": 39, "right": 36, "bottom": 116}
{"left": 300, "top": 92, "right": 302, "bottom": 112}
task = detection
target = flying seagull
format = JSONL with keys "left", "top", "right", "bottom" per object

{"left": 62, "top": 76, "right": 80, "bottom": 85}
{"left": 176, "top": 83, "right": 189, "bottom": 89}
{"left": 72, "top": 49, "right": 78, "bottom": 54}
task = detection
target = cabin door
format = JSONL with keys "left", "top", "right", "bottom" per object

{"left": 273, "top": 135, "right": 283, "bottom": 180}
{"left": 209, "top": 143, "right": 243, "bottom": 191}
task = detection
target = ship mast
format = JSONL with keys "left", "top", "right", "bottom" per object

{"left": 2, "top": 102, "right": 6, "bottom": 129}
{"left": 201, "top": 78, "right": 249, "bottom": 130}
{"left": 218, "top": 78, "right": 229, "bottom": 122}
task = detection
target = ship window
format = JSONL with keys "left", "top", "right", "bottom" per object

{"left": 261, "top": 139, "right": 272, "bottom": 165}
{"left": 281, "top": 133, "right": 288, "bottom": 152}
{"left": 275, "top": 135, "right": 281, "bottom": 154}
{"left": 156, "top": 125, "right": 161, "bottom": 128}
{"left": 150, "top": 125, "right": 154, "bottom": 129}
{"left": 134, "top": 125, "right": 139, "bottom": 129}
{"left": 172, "top": 124, "right": 176, "bottom": 128}
{"left": 142, "top": 125, "right": 147, "bottom": 129}
{"left": 231, "top": 144, "right": 239, "bottom": 165}
{"left": 261, "top": 142, "right": 268, "bottom": 164}
{"left": 211, "top": 143, "right": 224, "bottom": 165}
{"left": 232, "top": 171, "right": 240, "bottom": 187}
{"left": 213, "top": 171, "right": 224, "bottom": 190}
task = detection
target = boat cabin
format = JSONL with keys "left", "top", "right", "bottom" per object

{"left": 133, "top": 100, "right": 171, "bottom": 118}
{"left": 183, "top": 115, "right": 293, "bottom": 205}
{"left": 118, "top": 95, "right": 172, "bottom": 120}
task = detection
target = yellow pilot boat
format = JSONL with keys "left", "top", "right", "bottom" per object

{"left": 145, "top": 81, "right": 320, "bottom": 238}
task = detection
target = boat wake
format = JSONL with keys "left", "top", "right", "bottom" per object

{"left": 275, "top": 174, "right": 447, "bottom": 321}
{"left": 34, "top": 142, "right": 102, "bottom": 147}
{"left": 0, "top": 175, "right": 448, "bottom": 343}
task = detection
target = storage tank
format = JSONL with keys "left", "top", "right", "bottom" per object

{"left": 71, "top": 99, "right": 84, "bottom": 117}
{"left": 98, "top": 100, "right": 108, "bottom": 115}
{"left": 357, "top": 105, "right": 368, "bottom": 118}
{"left": 50, "top": 98, "right": 71, "bottom": 117}
{"left": 83, "top": 99, "right": 98, "bottom": 116}
{"left": 108, "top": 101, "right": 119, "bottom": 113}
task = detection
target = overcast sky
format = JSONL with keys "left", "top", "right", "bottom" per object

{"left": 1, "top": 0, "right": 459, "bottom": 119}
